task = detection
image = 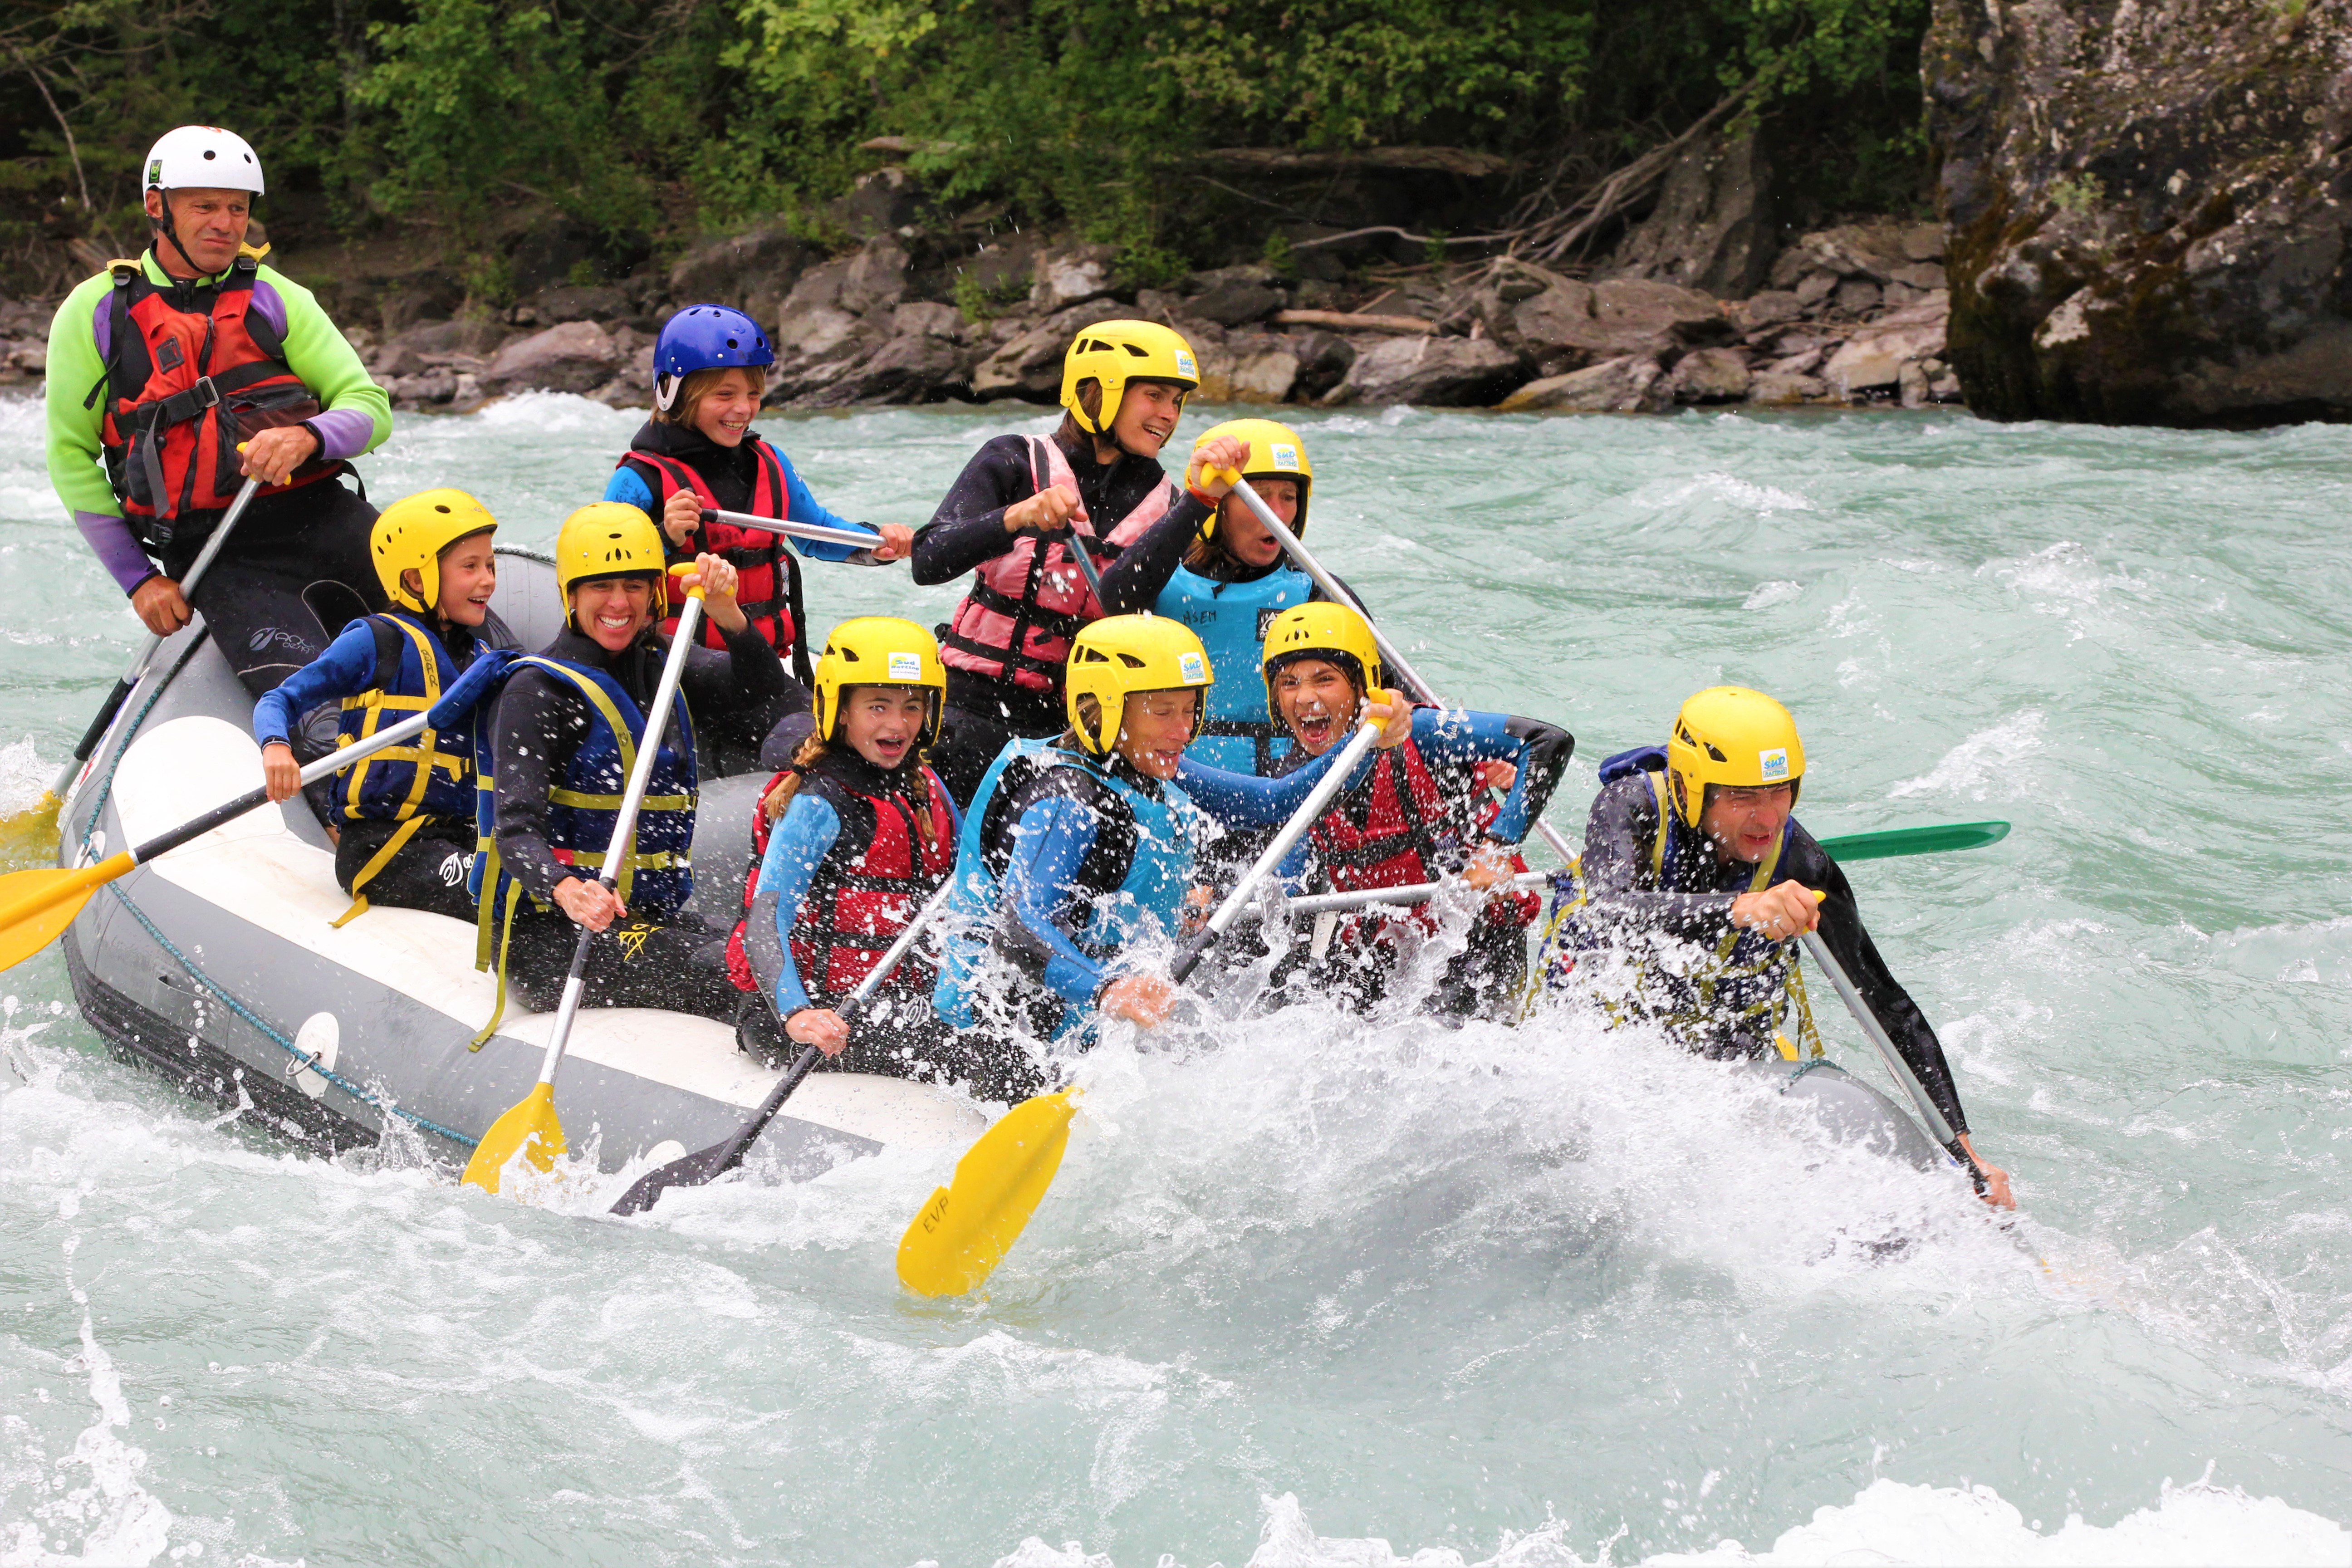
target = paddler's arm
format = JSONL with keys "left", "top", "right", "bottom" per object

{"left": 1406, "top": 707, "right": 1574, "bottom": 845}
{"left": 45, "top": 276, "right": 162, "bottom": 595}
{"left": 769, "top": 450, "right": 897, "bottom": 562}
{"left": 991, "top": 792, "right": 1117, "bottom": 1004}
{"left": 745, "top": 791, "right": 842, "bottom": 1034}
{"left": 251, "top": 618, "right": 381, "bottom": 802}
{"left": 912, "top": 435, "right": 1033, "bottom": 584}
{"left": 1175, "top": 691, "right": 1415, "bottom": 828}
{"left": 1094, "top": 492, "right": 1216, "bottom": 614}
{"left": 1578, "top": 774, "right": 1748, "bottom": 939}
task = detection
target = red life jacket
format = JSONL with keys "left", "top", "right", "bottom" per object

{"left": 620, "top": 437, "right": 810, "bottom": 686}
{"left": 723, "top": 760, "right": 956, "bottom": 1002}
{"left": 939, "top": 435, "right": 1174, "bottom": 694}
{"left": 1309, "top": 734, "right": 1541, "bottom": 933}
{"left": 95, "top": 253, "right": 333, "bottom": 547}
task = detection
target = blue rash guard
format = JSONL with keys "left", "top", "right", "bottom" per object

{"left": 601, "top": 447, "right": 874, "bottom": 563}
{"left": 756, "top": 784, "right": 965, "bottom": 1016}
{"left": 935, "top": 736, "right": 1384, "bottom": 1035}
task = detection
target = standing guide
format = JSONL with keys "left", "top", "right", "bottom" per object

{"left": 45, "top": 126, "right": 392, "bottom": 699}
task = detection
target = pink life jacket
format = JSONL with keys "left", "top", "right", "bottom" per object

{"left": 938, "top": 435, "right": 1174, "bottom": 694}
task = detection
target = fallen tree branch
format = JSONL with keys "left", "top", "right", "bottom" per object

{"left": 1519, "top": 84, "right": 1757, "bottom": 264}
{"left": 1272, "top": 309, "right": 1435, "bottom": 334}
{"left": 1291, "top": 225, "right": 1521, "bottom": 252}
{"left": 1192, "top": 146, "right": 1513, "bottom": 178}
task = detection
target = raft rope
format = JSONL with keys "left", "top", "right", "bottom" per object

{"left": 72, "top": 647, "right": 476, "bottom": 1148}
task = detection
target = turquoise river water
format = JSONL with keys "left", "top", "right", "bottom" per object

{"left": 1, "top": 392, "right": 2348, "bottom": 1566}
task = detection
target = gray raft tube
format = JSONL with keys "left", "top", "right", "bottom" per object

{"left": 53, "top": 548, "right": 982, "bottom": 1179}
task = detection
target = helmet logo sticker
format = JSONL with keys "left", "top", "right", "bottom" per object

{"left": 1175, "top": 351, "right": 1197, "bottom": 379}
{"left": 1758, "top": 747, "right": 1790, "bottom": 781}
{"left": 1272, "top": 444, "right": 1299, "bottom": 469}
{"left": 1179, "top": 651, "right": 1208, "bottom": 685}
{"left": 888, "top": 652, "right": 922, "bottom": 681}
{"left": 147, "top": 159, "right": 162, "bottom": 186}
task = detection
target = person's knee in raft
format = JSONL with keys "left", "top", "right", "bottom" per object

{"left": 743, "top": 618, "right": 959, "bottom": 1071}
{"left": 1566, "top": 686, "right": 2013, "bottom": 1208}
{"left": 251, "top": 490, "right": 502, "bottom": 922}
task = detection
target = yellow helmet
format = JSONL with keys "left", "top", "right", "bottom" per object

{"left": 556, "top": 502, "right": 668, "bottom": 627}
{"left": 1195, "top": 417, "right": 1312, "bottom": 543}
{"left": 1259, "top": 601, "right": 1384, "bottom": 727}
{"left": 1064, "top": 613, "right": 1213, "bottom": 755}
{"left": 1664, "top": 686, "right": 1805, "bottom": 827}
{"left": 811, "top": 616, "right": 947, "bottom": 749}
{"left": 1060, "top": 320, "right": 1200, "bottom": 437}
{"left": 371, "top": 488, "right": 498, "bottom": 614}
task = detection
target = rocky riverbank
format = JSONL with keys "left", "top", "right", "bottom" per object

{"left": 0, "top": 220, "right": 1961, "bottom": 418}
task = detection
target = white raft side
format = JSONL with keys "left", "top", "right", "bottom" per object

{"left": 110, "top": 715, "right": 984, "bottom": 1153}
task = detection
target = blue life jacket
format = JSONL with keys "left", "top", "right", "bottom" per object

{"left": 332, "top": 610, "right": 481, "bottom": 823}
{"left": 934, "top": 736, "right": 1198, "bottom": 1043}
{"left": 466, "top": 652, "right": 699, "bottom": 1044}
{"left": 1156, "top": 561, "right": 1312, "bottom": 775}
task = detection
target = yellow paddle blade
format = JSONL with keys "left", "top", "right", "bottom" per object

{"left": 0, "top": 853, "right": 135, "bottom": 973}
{"left": 461, "top": 1081, "right": 566, "bottom": 1195}
{"left": 897, "top": 1090, "right": 1078, "bottom": 1298}
{"left": 0, "top": 792, "right": 63, "bottom": 871}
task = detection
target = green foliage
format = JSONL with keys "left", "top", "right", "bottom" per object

{"left": 2050, "top": 172, "right": 2106, "bottom": 214}
{"left": 0, "top": 0, "right": 1936, "bottom": 285}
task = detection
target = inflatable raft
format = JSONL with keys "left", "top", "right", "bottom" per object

{"left": 53, "top": 548, "right": 983, "bottom": 1180}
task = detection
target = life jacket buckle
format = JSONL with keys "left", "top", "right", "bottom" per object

{"left": 189, "top": 375, "right": 220, "bottom": 411}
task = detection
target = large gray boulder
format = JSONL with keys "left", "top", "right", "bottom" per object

{"left": 481, "top": 320, "right": 617, "bottom": 395}
{"left": 1927, "top": 0, "right": 2352, "bottom": 425}
{"left": 1509, "top": 276, "right": 1731, "bottom": 374}
{"left": 1605, "top": 126, "right": 1775, "bottom": 296}
{"left": 1497, "top": 356, "right": 1666, "bottom": 413}
{"left": 1332, "top": 335, "right": 1521, "bottom": 407}
{"left": 971, "top": 304, "right": 1104, "bottom": 401}
{"left": 668, "top": 225, "right": 807, "bottom": 321}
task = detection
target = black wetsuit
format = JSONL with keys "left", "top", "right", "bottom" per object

{"left": 488, "top": 620, "right": 786, "bottom": 1019}
{"left": 912, "top": 431, "right": 1213, "bottom": 806}
{"left": 1579, "top": 773, "right": 1969, "bottom": 1134}
{"left": 170, "top": 479, "right": 386, "bottom": 701}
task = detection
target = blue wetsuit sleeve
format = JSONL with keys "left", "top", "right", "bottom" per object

{"left": 997, "top": 794, "right": 1110, "bottom": 1004}
{"left": 602, "top": 466, "right": 658, "bottom": 514}
{"left": 1176, "top": 735, "right": 1377, "bottom": 828}
{"left": 775, "top": 450, "right": 881, "bottom": 562}
{"left": 252, "top": 620, "right": 378, "bottom": 747}
{"left": 758, "top": 793, "right": 843, "bottom": 1018}
{"left": 1409, "top": 707, "right": 1532, "bottom": 839}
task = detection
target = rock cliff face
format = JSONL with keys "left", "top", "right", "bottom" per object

{"left": 1928, "top": 0, "right": 2352, "bottom": 426}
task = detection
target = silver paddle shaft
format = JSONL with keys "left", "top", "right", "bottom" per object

{"left": 55, "top": 476, "right": 265, "bottom": 801}
{"left": 1205, "top": 719, "right": 1383, "bottom": 946}
{"left": 532, "top": 593, "right": 707, "bottom": 1090}
{"left": 1798, "top": 928, "right": 1960, "bottom": 1149}
{"left": 701, "top": 509, "right": 888, "bottom": 553}
{"left": 1278, "top": 868, "right": 1550, "bottom": 917}
{"left": 1224, "top": 476, "right": 1579, "bottom": 867}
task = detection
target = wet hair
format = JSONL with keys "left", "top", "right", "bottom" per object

{"left": 763, "top": 687, "right": 938, "bottom": 846}
{"left": 656, "top": 365, "right": 768, "bottom": 431}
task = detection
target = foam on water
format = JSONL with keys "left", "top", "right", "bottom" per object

{"left": 2, "top": 399, "right": 2349, "bottom": 1563}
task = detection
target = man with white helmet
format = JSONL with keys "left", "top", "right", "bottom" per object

{"left": 44, "top": 126, "right": 393, "bottom": 699}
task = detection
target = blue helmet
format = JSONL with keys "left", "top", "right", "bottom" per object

{"left": 654, "top": 304, "right": 775, "bottom": 412}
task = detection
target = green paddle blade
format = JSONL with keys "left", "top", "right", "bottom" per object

{"left": 897, "top": 1090, "right": 1076, "bottom": 1298}
{"left": 1816, "top": 821, "right": 2010, "bottom": 862}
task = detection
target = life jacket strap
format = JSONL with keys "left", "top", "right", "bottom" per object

{"left": 329, "top": 814, "right": 432, "bottom": 928}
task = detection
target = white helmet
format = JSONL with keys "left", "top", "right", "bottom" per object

{"left": 144, "top": 126, "right": 265, "bottom": 196}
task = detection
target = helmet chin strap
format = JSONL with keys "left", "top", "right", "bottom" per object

{"left": 151, "top": 191, "right": 219, "bottom": 293}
